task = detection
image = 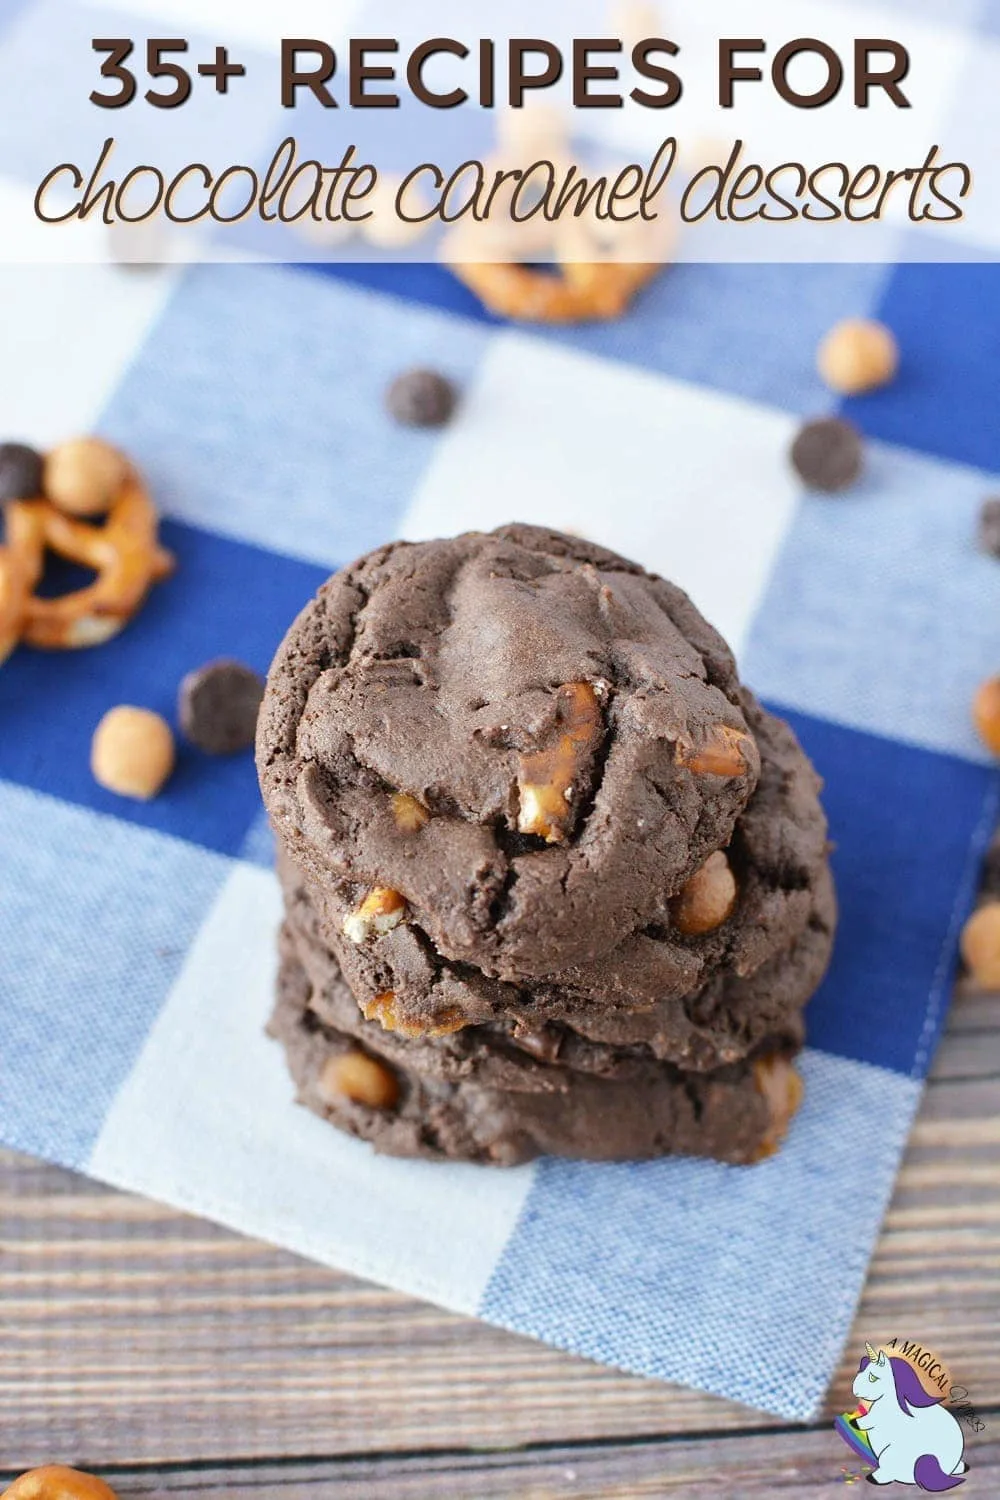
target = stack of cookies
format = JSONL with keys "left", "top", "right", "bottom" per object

{"left": 257, "top": 525, "right": 835, "bottom": 1166}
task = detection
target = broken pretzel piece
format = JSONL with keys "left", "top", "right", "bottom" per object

{"left": 674, "top": 723, "right": 756, "bottom": 779}
{"left": 4, "top": 467, "right": 175, "bottom": 651}
{"left": 451, "top": 259, "right": 660, "bottom": 325}
{"left": 517, "top": 680, "right": 604, "bottom": 844}
{"left": 391, "top": 791, "right": 430, "bottom": 833}
{"left": 0, "top": 500, "right": 45, "bottom": 663}
{"left": 342, "top": 886, "right": 407, "bottom": 944}
{"left": 361, "top": 989, "right": 467, "bottom": 1039}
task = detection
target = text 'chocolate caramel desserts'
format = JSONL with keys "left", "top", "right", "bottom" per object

{"left": 257, "top": 524, "right": 835, "bottom": 1166}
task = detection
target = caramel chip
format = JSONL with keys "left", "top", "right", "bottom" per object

{"left": 817, "top": 318, "right": 899, "bottom": 396}
{"left": 319, "top": 1049, "right": 399, "bottom": 1111}
{"left": 751, "top": 1054, "right": 804, "bottom": 1162}
{"left": 91, "top": 705, "right": 175, "bottom": 801}
{"left": 517, "top": 681, "right": 603, "bottom": 843}
{"left": 672, "top": 851, "right": 738, "bottom": 936}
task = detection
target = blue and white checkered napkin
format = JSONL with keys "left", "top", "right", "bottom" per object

{"left": 1, "top": 250, "right": 999, "bottom": 1418}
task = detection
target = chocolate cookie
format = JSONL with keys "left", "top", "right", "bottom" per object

{"left": 270, "top": 948, "right": 804, "bottom": 1166}
{"left": 278, "top": 693, "right": 833, "bottom": 1047}
{"left": 259, "top": 523, "right": 835, "bottom": 1169}
{"left": 258, "top": 526, "right": 762, "bottom": 980}
{"left": 281, "top": 867, "right": 831, "bottom": 1084}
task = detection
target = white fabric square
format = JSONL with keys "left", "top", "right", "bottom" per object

{"left": 0, "top": 260, "right": 177, "bottom": 445}
{"left": 88, "top": 863, "right": 536, "bottom": 1313}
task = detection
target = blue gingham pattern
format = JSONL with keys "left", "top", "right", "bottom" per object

{"left": 1, "top": 1, "right": 1000, "bottom": 1423}
{"left": 2, "top": 254, "right": 997, "bottom": 1423}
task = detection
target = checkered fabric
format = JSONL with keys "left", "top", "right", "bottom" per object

{"left": 2, "top": 1, "right": 1000, "bottom": 1423}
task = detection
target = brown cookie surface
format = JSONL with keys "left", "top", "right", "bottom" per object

{"left": 258, "top": 525, "right": 762, "bottom": 979}
{"left": 280, "top": 863, "right": 831, "bottom": 1086}
{"left": 278, "top": 692, "right": 833, "bottom": 1050}
{"left": 270, "top": 948, "right": 804, "bottom": 1167}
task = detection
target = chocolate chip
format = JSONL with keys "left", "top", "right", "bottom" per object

{"left": 981, "top": 829, "right": 1000, "bottom": 898}
{"left": 790, "top": 418, "right": 864, "bottom": 493}
{"left": 386, "top": 369, "right": 457, "bottom": 428}
{"left": 0, "top": 442, "right": 44, "bottom": 503}
{"left": 977, "top": 498, "right": 1000, "bottom": 560}
{"left": 179, "top": 659, "right": 264, "bottom": 755}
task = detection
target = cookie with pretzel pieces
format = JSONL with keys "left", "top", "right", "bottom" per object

{"left": 257, "top": 525, "right": 767, "bottom": 983}
{"left": 0, "top": 439, "right": 174, "bottom": 662}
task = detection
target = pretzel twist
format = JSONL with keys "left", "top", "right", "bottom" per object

{"left": 0, "top": 467, "right": 174, "bottom": 655}
{"left": 450, "top": 256, "right": 660, "bottom": 324}
{"left": 448, "top": 208, "right": 672, "bottom": 324}
{"left": 0, "top": 501, "right": 45, "bottom": 663}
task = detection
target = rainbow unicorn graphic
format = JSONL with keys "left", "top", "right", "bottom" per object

{"left": 834, "top": 1344, "right": 968, "bottom": 1489}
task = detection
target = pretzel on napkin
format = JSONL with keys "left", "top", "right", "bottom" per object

{"left": 0, "top": 461, "right": 175, "bottom": 656}
{"left": 451, "top": 256, "right": 662, "bottom": 324}
{"left": 0, "top": 499, "right": 45, "bottom": 663}
{"left": 447, "top": 196, "right": 674, "bottom": 324}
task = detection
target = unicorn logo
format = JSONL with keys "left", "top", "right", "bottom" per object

{"left": 834, "top": 1343, "right": 969, "bottom": 1489}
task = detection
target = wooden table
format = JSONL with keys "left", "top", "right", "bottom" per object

{"left": 2, "top": 983, "right": 997, "bottom": 1499}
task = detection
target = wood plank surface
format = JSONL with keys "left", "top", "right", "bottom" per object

{"left": 1, "top": 988, "right": 997, "bottom": 1495}
{"left": 1, "top": 1429, "right": 998, "bottom": 1498}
